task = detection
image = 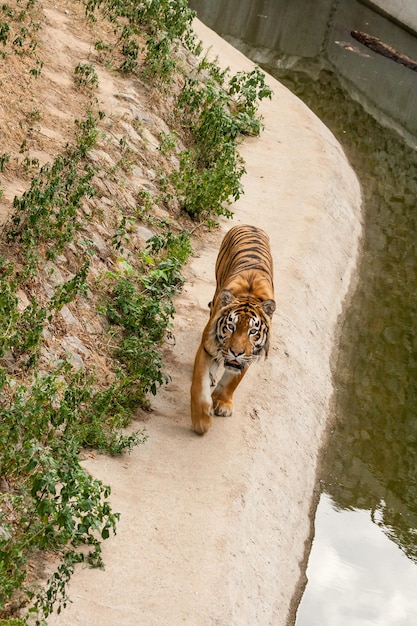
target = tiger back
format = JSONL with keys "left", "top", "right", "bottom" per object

{"left": 191, "top": 224, "right": 276, "bottom": 435}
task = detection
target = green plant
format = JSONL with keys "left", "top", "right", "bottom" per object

{"left": 0, "top": 257, "right": 90, "bottom": 369}
{"left": 142, "top": 31, "right": 176, "bottom": 81}
{"left": 7, "top": 156, "right": 95, "bottom": 267}
{"left": 4, "top": 111, "right": 102, "bottom": 269}
{"left": 50, "top": 261, "right": 90, "bottom": 312}
{"left": 29, "top": 59, "right": 43, "bottom": 77}
{"left": 113, "top": 137, "right": 134, "bottom": 174}
{"left": 84, "top": 0, "right": 196, "bottom": 81}
{"left": 24, "top": 108, "right": 41, "bottom": 123}
{"left": 0, "top": 0, "right": 40, "bottom": 67}
{"left": 158, "top": 130, "right": 178, "bottom": 155}
{"left": 112, "top": 215, "right": 134, "bottom": 251}
{"left": 136, "top": 188, "right": 153, "bottom": 209}
{"left": 8, "top": 298, "right": 47, "bottom": 366}
{"left": 0, "top": 257, "right": 19, "bottom": 359}
{"left": 228, "top": 66, "right": 273, "bottom": 135}
{"left": 94, "top": 39, "right": 112, "bottom": 52}
{"left": 75, "top": 109, "right": 104, "bottom": 156}
{"left": 0, "top": 360, "right": 147, "bottom": 619}
{"left": 81, "top": 1, "right": 270, "bottom": 223}
{"left": 119, "top": 35, "right": 139, "bottom": 74}
{"left": 74, "top": 62, "right": 99, "bottom": 89}
{"left": 171, "top": 148, "right": 244, "bottom": 219}
{"left": 104, "top": 231, "right": 192, "bottom": 397}
{"left": 171, "top": 63, "right": 272, "bottom": 219}
{"left": 21, "top": 154, "right": 39, "bottom": 173}
{"left": 0, "top": 22, "right": 10, "bottom": 46}
{"left": 0, "top": 153, "right": 10, "bottom": 173}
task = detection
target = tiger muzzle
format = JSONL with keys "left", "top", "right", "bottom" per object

{"left": 224, "top": 358, "right": 246, "bottom": 372}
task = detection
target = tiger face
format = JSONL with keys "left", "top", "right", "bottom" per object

{"left": 214, "top": 291, "right": 275, "bottom": 372}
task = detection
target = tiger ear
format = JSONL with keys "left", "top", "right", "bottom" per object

{"left": 219, "top": 289, "right": 234, "bottom": 307}
{"left": 262, "top": 299, "right": 276, "bottom": 317}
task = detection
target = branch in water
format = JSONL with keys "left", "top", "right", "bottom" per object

{"left": 351, "top": 30, "right": 417, "bottom": 72}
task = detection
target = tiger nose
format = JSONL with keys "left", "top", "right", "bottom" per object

{"left": 230, "top": 347, "right": 244, "bottom": 357}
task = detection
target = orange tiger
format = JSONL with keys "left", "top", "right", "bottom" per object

{"left": 191, "top": 224, "right": 276, "bottom": 434}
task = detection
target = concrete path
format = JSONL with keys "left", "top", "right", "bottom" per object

{"left": 48, "top": 19, "right": 362, "bottom": 626}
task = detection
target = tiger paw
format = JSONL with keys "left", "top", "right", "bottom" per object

{"left": 212, "top": 398, "right": 234, "bottom": 417}
{"left": 191, "top": 411, "right": 212, "bottom": 435}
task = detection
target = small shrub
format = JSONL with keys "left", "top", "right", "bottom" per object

{"left": 0, "top": 153, "right": 10, "bottom": 173}
{"left": 0, "top": 22, "right": 10, "bottom": 46}
{"left": 158, "top": 131, "right": 178, "bottom": 155}
{"left": 74, "top": 63, "right": 99, "bottom": 89}
{"left": 104, "top": 231, "right": 192, "bottom": 396}
{"left": 5, "top": 111, "right": 101, "bottom": 268}
{"left": 228, "top": 66, "right": 273, "bottom": 135}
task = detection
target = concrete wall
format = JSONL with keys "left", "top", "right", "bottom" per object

{"left": 369, "top": 0, "right": 417, "bottom": 33}
{"left": 190, "top": 0, "right": 335, "bottom": 58}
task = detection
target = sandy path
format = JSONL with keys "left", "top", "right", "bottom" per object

{"left": 48, "top": 20, "right": 362, "bottom": 626}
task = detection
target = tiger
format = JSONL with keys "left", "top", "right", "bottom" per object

{"left": 190, "top": 224, "right": 276, "bottom": 434}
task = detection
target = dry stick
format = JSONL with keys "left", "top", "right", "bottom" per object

{"left": 351, "top": 30, "right": 417, "bottom": 72}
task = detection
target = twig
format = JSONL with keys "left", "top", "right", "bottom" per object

{"left": 351, "top": 30, "right": 417, "bottom": 72}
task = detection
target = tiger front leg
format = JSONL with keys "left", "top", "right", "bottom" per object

{"left": 212, "top": 367, "right": 247, "bottom": 417}
{"left": 209, "top": 354, "right": 221, "bottom": 387}
{"left": 190, "top": 343, "right": 214, "bottom": 435}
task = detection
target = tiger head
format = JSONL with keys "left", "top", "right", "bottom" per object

{"left": 212, "top": 289, "right": 276, "bottom": 372}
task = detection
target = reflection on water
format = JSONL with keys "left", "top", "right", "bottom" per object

{"left": 275, "top": 66, "right": 417, "bottom": 623}
{"left": 296, "top": 494, "right": 417, "bottom": 626}
{"left": 190, "top": 0, "right": 417, "bottom": 623}
{"left": 284, "top": 65, "right": 417, "bottom": 559}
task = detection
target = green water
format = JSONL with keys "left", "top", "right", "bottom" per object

{"left": 269, "top": 67, "right": 417, "bottom": 623}
{"left": 277, "top": 67, "right": 417, "bottom": 563}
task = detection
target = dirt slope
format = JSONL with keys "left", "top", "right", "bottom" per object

{"left": 41, "top": 18, "right": 363, "bottom": 626}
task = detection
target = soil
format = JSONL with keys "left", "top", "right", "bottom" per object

{"left": 1, "top": 4, "right": 362, "bottom": 625}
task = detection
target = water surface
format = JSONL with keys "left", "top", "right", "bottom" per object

{"left": 280, "top": 65, "right": 417, "bottom": 624}
{"left": 297, "top": 493, "right": 417, "bottom": 626}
